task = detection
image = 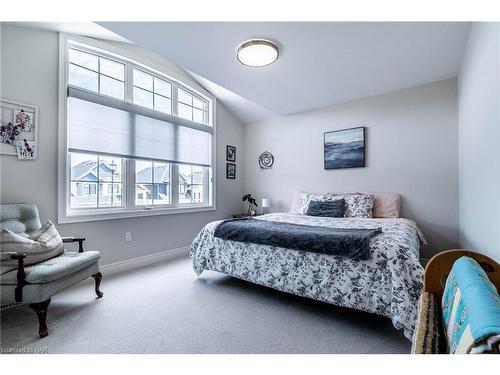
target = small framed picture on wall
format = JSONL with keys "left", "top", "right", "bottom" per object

{"left": 226, "top": 145, "right": 236, "bottom": 162}
{"left": 226, "top": 163, "right": 236, "bottom": 179}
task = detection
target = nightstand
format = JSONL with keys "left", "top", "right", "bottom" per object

{"left": 232, "top": 214, "right": 261, "bottom": 218}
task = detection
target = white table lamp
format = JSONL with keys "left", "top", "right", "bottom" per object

{"left": 261, "top": 198, "right": 270, "bottom": 214}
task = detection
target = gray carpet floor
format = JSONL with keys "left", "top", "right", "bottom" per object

{"left": 1, "top": 256, "right": 410, "bottom": 354}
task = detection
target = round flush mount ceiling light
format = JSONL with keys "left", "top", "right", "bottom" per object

{"left": 236, "top": 39, "right": 279, "bottom": 67}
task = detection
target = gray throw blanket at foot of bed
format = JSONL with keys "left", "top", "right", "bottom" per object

{"left": 214, "top": 218, "right": 382, "bottom": 260}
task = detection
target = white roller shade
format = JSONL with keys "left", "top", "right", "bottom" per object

{"left": 67, "top": 87, "right": 212, "bottom": 166}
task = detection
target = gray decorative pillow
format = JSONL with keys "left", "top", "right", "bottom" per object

{"left": 306, "top": 199, "right": 346, "bottom": 217}
{"left": 297, "top": 192, "right": 336, "bottom": 214}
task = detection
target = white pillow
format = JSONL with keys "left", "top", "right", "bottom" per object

{"left": 289, "top": 191, "right": 304, "bottom": 214}
{"left": 0, "top": 221, "right": 65, "bottom": 274}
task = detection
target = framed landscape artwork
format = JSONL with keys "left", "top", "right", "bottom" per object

{"left": 324, "top": 126, "right": 365, "bottom": 169}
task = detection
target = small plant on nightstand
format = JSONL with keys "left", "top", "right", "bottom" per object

{"left": 242, "top": 194, "right": 258, "bottom": 216}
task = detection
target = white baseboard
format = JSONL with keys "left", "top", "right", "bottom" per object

{"left": 100, "top": 245, "right": 190, "bottom": 277}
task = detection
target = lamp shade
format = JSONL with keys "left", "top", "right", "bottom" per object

{"left": 261, "top": 198, "right": 270, "bottom": 208}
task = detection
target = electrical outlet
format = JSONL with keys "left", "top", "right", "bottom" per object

{"left": 125, "top": 232, "right": 132, "bottom": 242}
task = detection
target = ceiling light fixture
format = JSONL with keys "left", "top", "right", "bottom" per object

{"left": 236, "top": 39, "right": 279, "bottom": 67}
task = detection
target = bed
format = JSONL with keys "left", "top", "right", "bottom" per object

{"left": 190, "top": 194, "right": 426, "bottom": 340}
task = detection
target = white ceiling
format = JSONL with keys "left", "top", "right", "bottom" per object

{"left": 99, "top": 22, "right": 471, "bottom": 123}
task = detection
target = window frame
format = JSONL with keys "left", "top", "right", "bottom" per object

{"left": 58, "top": 34, "right": 216, "bottom": 224}
{"left": 177, "top": 87, "right": 209, "bottom": 124}
{"left": 69, "top": 153, "right": 125, "bottom": 210}
{"left": 68, "top": 47, "right": 126, "bottom": 100}
{"left": 134, "top": 160, "right": 173, "bottom": 208}
{"left": 132, "top": 67, "right": 174, "bottom": 114}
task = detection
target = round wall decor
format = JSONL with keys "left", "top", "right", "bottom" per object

{"left": 259, "top": 151, "right": 274, "bottom": 169}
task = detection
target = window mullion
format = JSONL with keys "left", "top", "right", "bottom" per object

{"left": 96, "top": 155, "right": 100, "bottom": 208}
{"left": 189, "top": 166, "right": 194, "bottom": 204}
{"left": 203, "top": 167, "right": 210, "bottom": 203}
{"left": 125, "top": 159, "right": 136, "bottom": 209}
{"left": 97, "top": 57, "right": 101, "bottom": 94}
{"left": 171, "top": 164, "right": 180, "bottom": 205}
{"left": 151, "top": 161, "right": 155, "bottom": 207}
{"left": 124, "top": 63, "right": 135, "bottom": 210}
{"left": 172, "top": 84, "right": 179, "bottom": 117}
{"left": 125, "top": 62, "right": 134, "bottom": 103}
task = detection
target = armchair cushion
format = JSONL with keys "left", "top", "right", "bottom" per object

{"left": 0, "top": 221, "right": 65, "bottom": 274}
{"left": 1, "top": 261, "right": 100, "bottom": 304}
{"left": 1, "top": 251, "right": 100, "bottom": 285}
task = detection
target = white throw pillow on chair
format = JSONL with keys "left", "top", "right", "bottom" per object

{"left": 0, "top": 221, "right": 65, "bottom": 274}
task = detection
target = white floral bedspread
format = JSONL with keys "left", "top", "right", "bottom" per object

{"left": 190, "top": 213, "right": 425, "bottom": 340}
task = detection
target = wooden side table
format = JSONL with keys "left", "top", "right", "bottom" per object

{"left": 231, "top": 214, "right": 261, "bottom": 218}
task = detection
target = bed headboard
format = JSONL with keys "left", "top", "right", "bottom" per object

{"left": 424, "top": 249, "right": 500, "bottom": 299}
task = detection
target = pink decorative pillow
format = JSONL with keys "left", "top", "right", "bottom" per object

{"left": 371, "top": 192, "right": 401, "bottom": 218}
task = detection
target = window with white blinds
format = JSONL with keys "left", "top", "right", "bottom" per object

{"left": 67, "top": 89, "right": 212, "bottom": 166}
{"left": 59, "top": 37, "right": 215, "bottom": 222}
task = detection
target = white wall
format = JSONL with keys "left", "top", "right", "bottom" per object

{"left": 0, "top": 24, "right": 245, "bottom": 265}
{"left": 244, "top": 79, "right": 459, "bottom": 258}
{"left": 458, "top": 23, "right": 500, "bottom": 262}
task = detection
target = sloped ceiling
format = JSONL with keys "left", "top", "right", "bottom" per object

{"left": 8, "top": 22, "right": 130, "bottom": 43}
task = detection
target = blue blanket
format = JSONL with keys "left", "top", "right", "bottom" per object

{"left": 442, "top": 256, "right": 500, "bottom": 353}
{"left": 214, "top": 218, "right": 381, "bottom": 260}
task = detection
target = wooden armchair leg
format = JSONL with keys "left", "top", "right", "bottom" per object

{"left": 29, "top": 298, "right": 51, "bottom": 338}
{"left": 91, "top": 272, "right": 103, "bottom": 298}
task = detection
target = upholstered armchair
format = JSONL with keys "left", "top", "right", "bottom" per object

{"left": 0, "top": 203, "right": 103, "bottom": 338}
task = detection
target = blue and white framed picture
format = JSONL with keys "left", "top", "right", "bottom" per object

{"left": 226, "top": 163, "right": 236, "bottom": 179}
{"left": 324, "top": 126, "right": 365, "bottom": 170}
{"left": 226, "top": 145, "right": 236, "bottom": 162}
